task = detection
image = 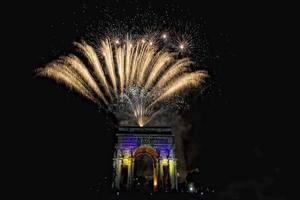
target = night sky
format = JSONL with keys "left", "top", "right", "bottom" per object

{"left": 6, "top": 0, "right": 289, "bottom": 199}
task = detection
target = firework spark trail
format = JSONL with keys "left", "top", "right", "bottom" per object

{"left": 116, "top": 47, "right": 125, "bottom": 94}
{"left": 38, "top": 35, "right": 208, "bottom": 126}
{"left": 101, "top": 39, "right": 117, "bottom": 94}
{"left": 125, "top": 39, "right": 132, "bottom": 88}
{"left": 129, "top": 42, "right": 141, "bottom": 86}
{"left": 154, "top": 58, "right": 192, "bottom": 89}
{"left": 143, "top": 107, "right": 165, "bottom": 127}
{"left": 137, "top": 42, "right": 155, "bottom": 85}
{"left": 61, "top": 55, "right": 107, "bottom": 104}
{"left": 149, "top": 71, "right": 208, "bottom": 108}
{"left": 55, "top": 57, "right": 105, "bottom": 104}
{"left": 144, "top": 52, "right": 173, "bottom": 90}
{"left": 37, "top": 64, "right": 99, "bottom": 103}
{"left": 74, "top": 41, "right": 112, "bottom": 100}
{"left": 53, "top": 63, "right": 100, "bottom": 103}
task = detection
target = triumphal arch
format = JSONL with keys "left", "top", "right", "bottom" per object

{"left": 112, "top": 126, "right": 178, "bottom": 192}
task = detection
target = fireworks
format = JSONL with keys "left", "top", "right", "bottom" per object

{"left": 37, "top": 33, "right": 208, "bottom": 127}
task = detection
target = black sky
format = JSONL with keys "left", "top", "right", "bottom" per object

{"left": 5, "top": 0, "right": 290, "bottom": 199}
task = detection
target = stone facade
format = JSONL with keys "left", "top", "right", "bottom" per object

{"left": 112, "top": 126, "right": 178, "bottom": 192}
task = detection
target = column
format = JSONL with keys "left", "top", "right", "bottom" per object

{"left": 112, "top": 158, "right": 116, "bottom": 189}
{"left": 168, "top": 159, "right": 177, "bottom": 190}
{"left": 114, "top": 158, "right": 122, "bottom": 189}
{"left": 173, "top": 159, "right": 178, "bottom": 190}
{"left": 159, "top": 159, "right": 164, "bottom": 190}
{"left": 130, "top": 158, "right": 134, "bottom": 191}
{"left": 126, "top": 158, "right": 133, "bottom": 190}
{"left": 153, "top": 159, "right": 158, "bottom": 192}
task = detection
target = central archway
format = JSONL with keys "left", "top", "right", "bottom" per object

{"left": 133, "top": 146, "right": 158, "bottom": 192}
{"left": 134, "top": 154, "right": 153, "bottom": 192}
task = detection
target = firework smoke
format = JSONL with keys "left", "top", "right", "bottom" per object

{"left": 37, "top": 34, "right": 208, "bottom": 127}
